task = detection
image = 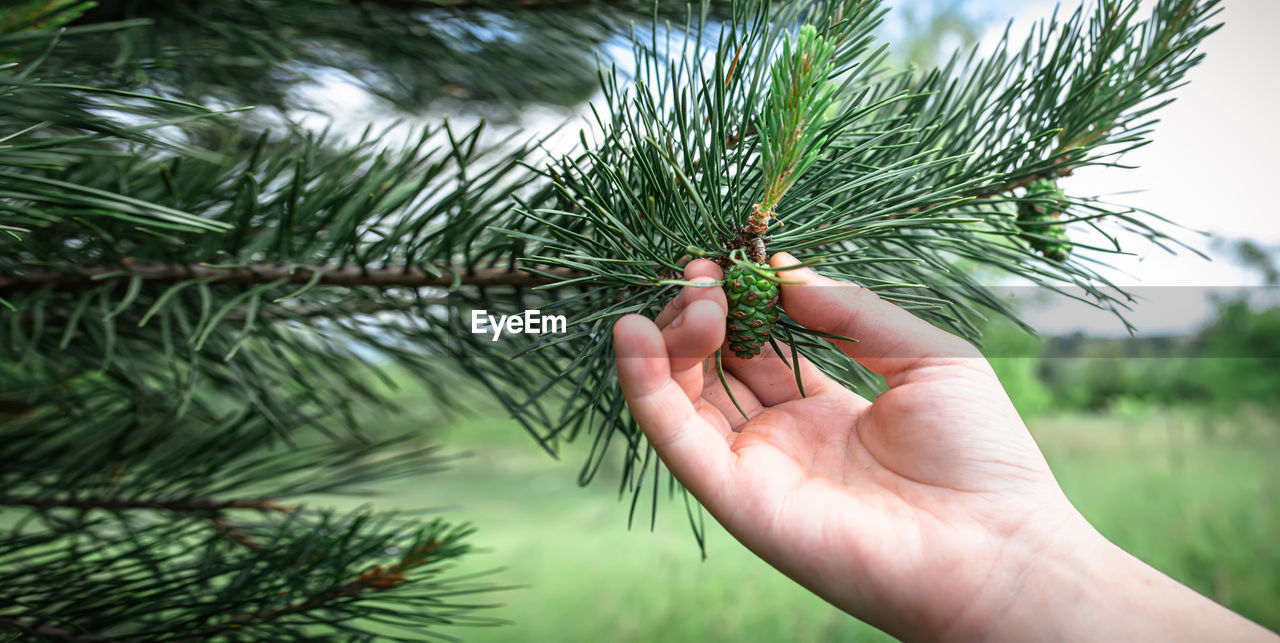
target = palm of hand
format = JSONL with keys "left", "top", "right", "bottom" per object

{"left": 695, "top": 354, "right": 1064, "bottom": 637}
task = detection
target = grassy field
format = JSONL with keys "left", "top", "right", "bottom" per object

{"left": 314, "top": 403, "right": 1279, "bottom": 641}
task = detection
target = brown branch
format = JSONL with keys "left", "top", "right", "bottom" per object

{"left": 350, "top": 0, "right": 637, "bottom": 12}
{"left": 1, "top": 496, "right": 296, "bottom": 514}
{"left": 0, "top": 530, "right": 437, "bottom": 643}
{"left": 0, "top": 619, "right": 107, "bottom": 642}
{"left": 970, "top": 166, "right": 1075, "bottom": 202}
{"left": 211, "top": 515, "right": 268, "bottom": 552}
{"left": 0, "top": 263, "right": 584, "bottom": 295}
{"left": 180, "top": 540, "right": 442, "bottom": 641}
{"left": 789, "top": 165, "right": 1079, "bottom": 246}
{"left": 895, "top": 165, "right": 1077, "bottom": 218}
{"left": 224, "top": 297, "right": 452, "bottom": 323}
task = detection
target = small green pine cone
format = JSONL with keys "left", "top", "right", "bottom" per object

{"left": 1039, "top": 225, "right": 1070, "bottom": 262}
{"left": 1017, "top": 179, "right": 1071, "bottom": 261}
{"left": 724, "top": 265, "right": 780, "bottom": 359}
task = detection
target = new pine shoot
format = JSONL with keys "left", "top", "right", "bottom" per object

{"left": 724, "top": 24, "right": 834, "bottom": 358}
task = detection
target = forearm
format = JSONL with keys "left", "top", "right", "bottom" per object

{"left": 949, "top": 517, "right": 1277, "bottom": 642}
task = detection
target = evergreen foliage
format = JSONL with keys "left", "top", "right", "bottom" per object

{"left": 0, "top": 0, "right": 1221, "bottom": 637}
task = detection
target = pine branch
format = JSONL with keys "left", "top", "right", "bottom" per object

{"left": 0, "top": 619, "right": 106, "bottom": 643}
{"left": 898, "top": 164, "right": 1077, "bottom": 217}
{"left": 350, "top": 0, "right": 644, "bottom": 11}
{"left": 0, "top": 512, "right": 481, "bottom": 641}
{"left": 22, "top": 0, "right": 731, "bottom": 112}
{"left": 0, "top": 495, "right": 296, "bottom": 513}
{"left": 730, "top": 24, "right": 837, "bottom": 264}
{"left": 0, "top": 263, "right": 586, "bottom": 294}
{"left": 210, "top": 515, "right": 268, "bottom": 552}
{"left": 177, "top": 539, "right": 443, "bottom": 641}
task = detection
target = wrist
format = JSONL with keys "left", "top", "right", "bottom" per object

{"left": 937, "top": 508, "right": 1119, "bottom": 642}
{"left": 941, "top": 508, "right": 1275, "bottom": 643}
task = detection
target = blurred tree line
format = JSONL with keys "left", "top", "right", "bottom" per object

{"left": 1030, "top": 300, "right": 1280, "bottom": 411}
{"left": 989, "top": 240, "right": 1280, "bottom": 416}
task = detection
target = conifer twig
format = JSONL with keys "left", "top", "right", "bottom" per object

{"left": 730, "top": 25, "right": 836, "bottom": 264}
{"left": 210, "top": 515, "right": 268, "bottom": 551}
{"left": 0, "top": 264, "right": 586, "bottom": 294}
{"left": 178, "top": 540, "right": 442, "bottom": 641}
{"left": 0, "top": 496, "right": 296, "bottom": 513}
{"left": 0, "top": 619, "right": 107, "bottom": 643}
{"left": 352, "top": 0, "right": 635, "bottom": 11}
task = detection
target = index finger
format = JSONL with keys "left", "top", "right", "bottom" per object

{"left": 655, "top": 259, "right": 726, "bottom": 329}
{"left": 613, "top": 314, "right": 733, "bottom": 502}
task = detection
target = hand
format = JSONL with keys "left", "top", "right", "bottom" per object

{"left": 612, "top": 254, "right": 1276, "bottom": 642}
{"left": 612, "top": 253, "right": 1067, "bottom": 639}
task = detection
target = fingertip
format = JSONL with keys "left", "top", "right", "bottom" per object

{"left": 614, "top": 313, "right": 652, "bottom": 336}
{"left": 613, "top": 314, "right": 663, "bottom": 358}
{"left": 769, "top": 252, "right": 799, "bottom": 267}
{"left": 769, "top": 252, "right": 821, "bottom": 286}
{"left": 685, "top": 258, "right": 723, "bottom": 281}
{"left": 657, "top": 261, "right": 726, "bottom": 330}
{"left": 664, "top": 298, "right": 725, "bottom": 368}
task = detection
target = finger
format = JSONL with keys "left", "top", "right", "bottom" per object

{"left": 722, "top": 335, "right": 835, "bottom": 406}
{"left": 771, "top": 252, "right": 982, "bottom": 386}
{"left": 655, "top": 259, "right": 726, "bottom": 329}
{"left": 661, "top": 299, "right": 726, "bottom": 398}
{"left": 613, "top": 314, "right": 734, "bottom": 500}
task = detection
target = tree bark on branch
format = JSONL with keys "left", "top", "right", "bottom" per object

{"left": 0, "top": 264, "right": 585, "bottom": 294}
{"left": 1, "top": 496, "right": 296, "bottom": 513}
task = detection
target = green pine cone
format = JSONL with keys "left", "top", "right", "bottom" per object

{"left": 1038, "top": 225, "right": 1071, "bottom": 262}
{"left": 1017, "top": 179, "right": 1071, "bottom": 261}
{"left": 724, "top": 265, "right": 780, "bottom": 359}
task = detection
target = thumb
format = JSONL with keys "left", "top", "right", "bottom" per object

{"left": 769, "top": 252, "right": 981, "bottom": 383}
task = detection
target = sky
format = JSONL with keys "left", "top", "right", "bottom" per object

{"left": 298, "top": 0, "right": 1280, "bottom": 336}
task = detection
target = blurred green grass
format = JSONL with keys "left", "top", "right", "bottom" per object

{"left": 315, "top": 398, "right": 1279, "bottom": 641}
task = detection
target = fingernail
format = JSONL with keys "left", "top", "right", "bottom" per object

{"left": 669, "top": 306, "right": 688, "bottom": 329}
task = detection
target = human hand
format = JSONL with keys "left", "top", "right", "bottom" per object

{"left": 612, "top": 254, "right": 1276, "bottom": 642}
